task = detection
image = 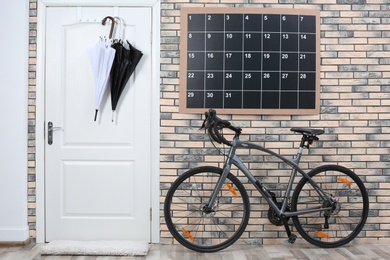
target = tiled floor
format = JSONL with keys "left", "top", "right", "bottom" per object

{"left": 1, "top": 242, "right": 390, "bottom": 260}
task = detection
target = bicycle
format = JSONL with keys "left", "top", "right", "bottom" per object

{"left": 164, "top": 109, "right": 369, "bottom": 253}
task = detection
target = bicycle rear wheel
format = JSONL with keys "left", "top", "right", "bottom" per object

{"left": 291, "top": 165, "right": 369, "bottom": 248}
{"left": 164, "top": 166, "right": 250, "bottom": 252}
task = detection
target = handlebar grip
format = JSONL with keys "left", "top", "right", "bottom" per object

{"left": 213, "top": 123, "right": 232, "bottom": 146}
{"left": 202, "top": 109, "right": 241, "bottom": 146}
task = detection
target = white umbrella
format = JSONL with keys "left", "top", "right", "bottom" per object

{"left": 87, "top": 16, "right": 116, "bottom": 121}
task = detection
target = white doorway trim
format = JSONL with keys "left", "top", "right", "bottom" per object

{"left": 35, "top": 0, "right": 160, "bottom": 244}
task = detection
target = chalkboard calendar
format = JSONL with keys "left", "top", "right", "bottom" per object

{"left": 179, "top": 8, "right": 320, "bottom": 114}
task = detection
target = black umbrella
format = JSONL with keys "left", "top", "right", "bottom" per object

{"left": 109, "top": 40, "right": 143, "bottom": 121}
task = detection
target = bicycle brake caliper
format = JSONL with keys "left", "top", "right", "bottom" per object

{"left": 212, "top": 199, "right": 219, "bottom": 211}
{"left": 203, "top": 200, "right": 219, "bottom": 215}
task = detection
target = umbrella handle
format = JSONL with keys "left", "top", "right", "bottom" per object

{"left": 102, "top": 16, "right": 115, "bottom": 39}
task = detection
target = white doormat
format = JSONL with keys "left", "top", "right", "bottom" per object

{"left": 40, "top": 240, "right": 150, "bottom": 256}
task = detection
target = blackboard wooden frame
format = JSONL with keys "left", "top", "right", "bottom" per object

{"left": 179, "top": 7, "right": 320, "bottom": 115}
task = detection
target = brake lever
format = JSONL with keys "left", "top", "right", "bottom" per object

{"left": 200, "top": 112, "right": 209, "bottom": 130}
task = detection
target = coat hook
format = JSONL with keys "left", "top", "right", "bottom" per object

{"left": 102, "top": 16, "right": 115, "bottom": 39}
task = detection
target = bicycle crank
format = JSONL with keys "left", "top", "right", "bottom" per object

{"left": 268, "top": 202, "right": 291, "bottom": 226}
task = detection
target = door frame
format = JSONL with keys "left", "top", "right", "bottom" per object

{"left": 35, "top": 0, "right": 160, "bottom": 243}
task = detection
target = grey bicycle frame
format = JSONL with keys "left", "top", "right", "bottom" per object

{"left": 207, "top": 137, "right": 334, "bottom": 218}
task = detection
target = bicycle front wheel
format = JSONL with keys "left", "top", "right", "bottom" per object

{"left": 164, "top": 166, "right": 250, "bottom": 252}
{"left": 291, "top": 165, "right": 369, "bottom": 248}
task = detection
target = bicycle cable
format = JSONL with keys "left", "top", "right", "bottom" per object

{"left": 208, "top": 129, "right": 229, "bottom": 157}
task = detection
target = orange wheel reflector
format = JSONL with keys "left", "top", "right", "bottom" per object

{"left": 226, "top": 183, "right": 238, "bottom": 197}
{"left": 315, "top": 230, "right": 330, "bottom": 239}
{"left": 182, "top": 228, "right": 194, "bottom": 242}
{"left": 337, "top": 177, "right": 352, "bottom": 185}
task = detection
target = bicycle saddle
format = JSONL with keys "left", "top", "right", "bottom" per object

{"left": 290, "top": 128, "right": 324, "bottom": 136}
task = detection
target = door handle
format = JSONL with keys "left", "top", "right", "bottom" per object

{"left": 48, "top": 121, "right": 62, "bottom": 145}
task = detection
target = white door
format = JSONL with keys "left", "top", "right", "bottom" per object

{"left": 45, "top": 7, "right": 152, "bottom": 241}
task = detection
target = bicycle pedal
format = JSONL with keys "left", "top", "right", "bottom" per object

{"left": 288, "top": 234, "right": 297, "bottom": 244}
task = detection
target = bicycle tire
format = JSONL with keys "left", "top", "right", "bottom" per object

{"left": 164, "top": 166, "right": 250, "bottom": 252}
{"left": 291, "top": 165, "right": 369, "bottom": 248}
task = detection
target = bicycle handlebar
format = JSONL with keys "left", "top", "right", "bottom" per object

{"left": 200, "top": 109, "right": 242, "bottom": 146}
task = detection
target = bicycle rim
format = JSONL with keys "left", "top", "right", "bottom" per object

{"left": 164, "top": 166, "right": 250, "bottom": 252}
{"left": 291, "top": 165, "right": 369, "bottom": 248}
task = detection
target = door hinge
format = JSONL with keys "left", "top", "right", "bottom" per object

{"left": 150, "top": 208, "right": 152, "bottom": 221}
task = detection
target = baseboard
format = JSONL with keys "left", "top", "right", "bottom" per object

{"left": 0, "top": 238, "right": 31, "bottom": 247}
{"left": 40, "top": 240, "right": 150, "bottom": 256}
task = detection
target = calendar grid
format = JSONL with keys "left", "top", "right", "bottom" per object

{"left": 180, "top": 8, "right": 320, "bottom": 115}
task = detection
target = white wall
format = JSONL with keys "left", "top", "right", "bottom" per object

{"left": 0, "top": 0, "right": 29, "bottom": 242}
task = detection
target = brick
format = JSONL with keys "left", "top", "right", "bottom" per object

{"left": 355, "top": 44, "right": 383, "bottom": 51}
{"left": 367, "top": 106, "right": 390, "bottom": 113}
{"left": 340, "top": 92, "right": 369, "bottom": 99}
{"left": 323, "top": 5, "right": 351, "bottom": 11}
{"left": 354, "top": 31, "right": 382, "bottom": 37}
{"left": 324, "top": 31, "right": 354, "bottom": 37}
{"left": 368, "top": 38, "right": 390, "bottom": 44}
{"left": 368, "top": 52, "right": 390, "bottom": 58}
{"left": 322, "top": 100, "right": 352, "bottom": 107}
{"left": 339, "top": 24, "right": 368, "bottom": 30}
{"left": 353, "top": 85, "right": 381, "bottom": 92}
{"left": 353, "top": 4, "right": 380, "bottom": 10}
{"left": 324, "top": 71, "right": 353, "bottom": 78}
{"left": 338, "top": 51, "right": 366, "bottom": 58}
{"left": 339, "top": 37, "right": 368, "bottom": 44}
{"left": 322, "top": 59, "right": 351, "bottom": 65}
{"left": 340, "top": 11, "right": 369, "bottom": 17}
{"left": 369, "top": 78, "right": 390, "bottom": 85}
{"left": 353, "top": 155, "right": 380, "bottom": 161}
{"left": 337, "top": 0, "right": 366, "bottom": 3}
{"left": 325, "top": 45, "right": 354, "bottom": 51}
{"left": 324, "top": 18, "right": 353, "bottom": 24}
{"left": 321, "top": 86, "right": 352, "bottom": 93}
{"left": 339, "top": 65, "right": 368, "bottom": 71}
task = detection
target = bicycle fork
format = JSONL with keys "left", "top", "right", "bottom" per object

{"left": 204, "top": 142, "right": 237, "bottom": 214}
